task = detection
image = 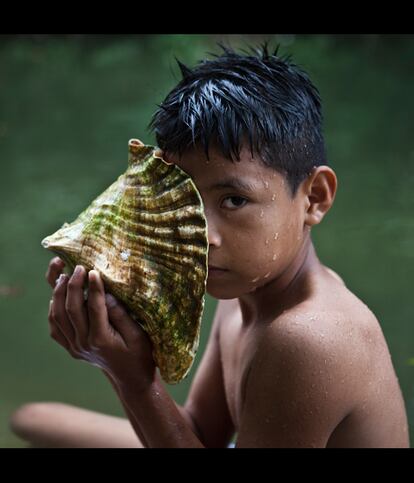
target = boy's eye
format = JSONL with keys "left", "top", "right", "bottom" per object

{"left": 221, "top": 196, "right": 248, "bottom": 210}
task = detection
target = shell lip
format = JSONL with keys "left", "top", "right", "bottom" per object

{"left": 153, "top": 147, "right": 175, "bottom": 166}
{"left": 128, "top": 140, "right": 175, "bottom": 167}
{"left": 128, "top": 139, "right": 155, "bottom": 162}
{"left": 128, "top": 138, "right": 144, "bottom": 147}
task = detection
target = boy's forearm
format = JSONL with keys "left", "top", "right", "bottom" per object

{"left": 115, "top": 374, "right": 204, "bottom": 448}
{"left": 103, "top": 370, "right": 147, "bottom": 448}
{"left": 104, "top": 370, "right": 203, "bottom": 448}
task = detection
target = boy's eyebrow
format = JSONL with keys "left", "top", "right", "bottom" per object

{"left": 209, "top": 177, "right": 258, "bottom": 193}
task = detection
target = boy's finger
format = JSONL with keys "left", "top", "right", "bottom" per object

{"left": 49, "top": 300, "right": 81, "bottom": 359}
{"left": 48, "top": 300, "right": 71, "bottom": 350}
{"left": 87, "top": 270, "right": 111, "bottom": 341}
{"left": 46, "top": 257, "right": 66, "bottom": 288}
{"left": 65, "top": 265, "right": 89, "bottom": 344}
{"left": 52, "top": 274, "right": 76, "bottom": 342}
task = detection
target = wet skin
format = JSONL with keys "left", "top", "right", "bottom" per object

{"left": 163, "top": 145, "right": 409, "bottom": 447}
{"left": 164, "top": 144, "right": 332, "bottom": 323}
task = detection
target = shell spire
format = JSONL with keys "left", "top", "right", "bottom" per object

{"left": 42, "top": 139, "right": 209, "bottom": 384}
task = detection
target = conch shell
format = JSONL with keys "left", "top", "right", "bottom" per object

{"left": 42, "top": 139, "right": 208, "bottom": 384}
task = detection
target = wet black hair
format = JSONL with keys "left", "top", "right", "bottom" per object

{"left": 148, "top": 43, "right": 327, "bottom": 196}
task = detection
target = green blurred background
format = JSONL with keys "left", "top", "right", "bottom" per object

{"left": 1, "top": 34, "right": 413, "bottom": 447}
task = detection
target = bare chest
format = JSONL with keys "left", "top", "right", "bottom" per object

{"left": 219, "top": 310, "right": 259, "bottom": 429}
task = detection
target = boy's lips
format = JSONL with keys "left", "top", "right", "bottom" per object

{"left": 208, "top": 265, "right": 229, "bottom": 277}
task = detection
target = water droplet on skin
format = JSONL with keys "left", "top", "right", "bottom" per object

{"left": 273, "top": 233, "right": 279, "bottom": 240}
{"left": 264, "top": 181, "right": 269, "bottom": 189}
{"left": 272, "top": 254, "right": 277, "bottom": 261}
{"left": 260, "top": 210, "right": 264, "bottom": 218}
{"left": 263, "top": 271, "right": 271, "bottom": 279}
{"left": 271, "top": 193, "right": 276, "bottom": 201}
{"left": 265, "top": 239, "right": 269, "bottom": 245}
{"left": 251, "top": 275, "right": 261, "bottom": 283}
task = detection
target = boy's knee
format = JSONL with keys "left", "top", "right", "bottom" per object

{"left": 9, "top": 402, "right": 64, "bottom": 438}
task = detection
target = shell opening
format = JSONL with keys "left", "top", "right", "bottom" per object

{"left": 129, "top": 139, "right": 144, "bottom": 147}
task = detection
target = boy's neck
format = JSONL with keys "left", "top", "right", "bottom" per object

{"left": 237, "top": 237, "right": 321, "bottom": 327}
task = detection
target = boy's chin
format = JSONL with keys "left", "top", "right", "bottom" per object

{"left": 206, "top": 281, "right": 241, "bottom": 300}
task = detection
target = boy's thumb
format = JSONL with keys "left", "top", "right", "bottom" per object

{"left": 105, "top": 293, "right": 138, "bottom": 336}
{"left": 105, "top": 293, "right": 118, "bottom": 309}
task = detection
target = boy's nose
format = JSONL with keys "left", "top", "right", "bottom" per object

{"left": 205, "top": 213, "right": 222, "bottom": 248}
{"left": 208, "top": 229, "right": 221, "bottom": 248}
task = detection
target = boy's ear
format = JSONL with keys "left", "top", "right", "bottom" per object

{"left": 302, "top": 166, "right": 337, "bottom": 227}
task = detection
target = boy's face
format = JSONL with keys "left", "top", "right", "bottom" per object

{"left": 164, "top": 145, "right": 309, "bottom": 300}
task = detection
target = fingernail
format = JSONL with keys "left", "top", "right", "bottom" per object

{"left": 74, "top": 265, "right": 83, "bottom": 276}
{"left": 89, "top": 270, "right": 100, "bottom": 283}
{"left": 105, "top": 293, "right": 117, "bottom": 308}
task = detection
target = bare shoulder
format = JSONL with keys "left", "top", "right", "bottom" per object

{"left": 236, "top": 277, "right": 407, "bottom": 447}
{"left": 237, "top": 302, "right": 354, "bottom": 446}
{"left": 323, "top": 266, "right": 345, "bottom": 285}
{"left": 262, "top": 280, "right": 389, "bottom": 389}
{"left": 238, "top": 268, "right": 404, "bottom": 447}
{"left": 255, "top": 294, "right": 371, "bottom": 395}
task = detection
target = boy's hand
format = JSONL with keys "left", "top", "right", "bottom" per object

{"left": 46, "top": 257, "right": 156, "bottom": 392}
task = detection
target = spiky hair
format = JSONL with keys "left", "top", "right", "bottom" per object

{"left": 149, "top": 43, "right": 327, "bottom": 195}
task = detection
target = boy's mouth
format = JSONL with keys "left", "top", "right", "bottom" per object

{"left": 208, "top": 265, "right": 229, "bottom": 276}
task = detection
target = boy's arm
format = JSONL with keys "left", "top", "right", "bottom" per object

{"left": 105, "top": 370, "right": 199, "bottom": 447}
{"left": 236, "top": 321, "right": 351, "bottom": 448}
{"left": 113, "top": 374, "right": 205, "bottom": 448}
{"left": 48, "top": 258, "right": 234, "bottom": 447}
{"left": 110, "top": 299, "right": 235, "bottom": 448}
{"left": 182, "top": 299, "right": 236, "bottom": 447}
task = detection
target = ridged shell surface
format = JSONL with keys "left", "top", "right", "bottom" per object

{"left": 42, "top": 139, "right": 208, "bottom": 384}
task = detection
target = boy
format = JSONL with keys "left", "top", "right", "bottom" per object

{"left": 10, "top": 44, "right": 409, "bottom": 447}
